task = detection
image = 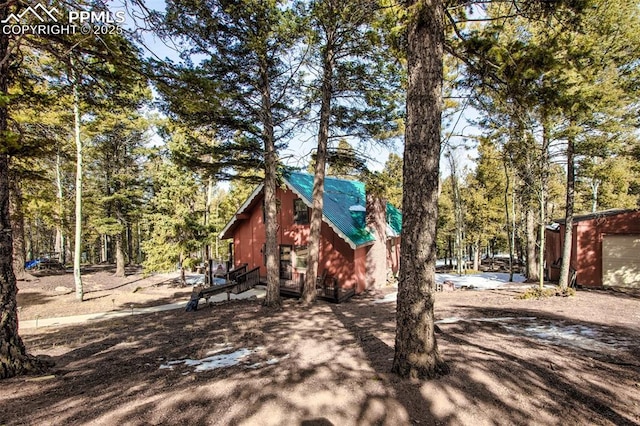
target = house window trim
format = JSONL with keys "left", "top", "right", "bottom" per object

{"left": 294, "top": 198, "right": 310, "bottom": 225}
{"left": 294, "top": 245, "right": 309, "bottom": 270}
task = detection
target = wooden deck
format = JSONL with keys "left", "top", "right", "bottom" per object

{"left": 279, "top": 272, "right": 355, "bottom": 303}
{"left": 187, "top": 265, "right": 260, "bottom": 311}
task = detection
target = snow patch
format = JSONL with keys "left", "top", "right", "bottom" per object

{"left": 505, "top": 322, "right": 632, "bottom": 352}
{"left": 185, "top": 274, "right": 206, "bottom": 285}
{"left": 246, "top": 354, "right": 290, "bottom": 369}
{"left": 160, "top": 348, "right": 254, "bottom": 372}
{"left": 435, "top": 316, "right": 537, "bottom": 324}
{"left": 373, "top": 273, "right": 527, "bottom": 304}
{"left": 436, "top": 316, "right": 632, "bottom": 352}
{"left": 436, "top": 272, "right": 526, "bottom": 289}
{"left": 159, "top": 346, "right": 286, "bottom": 373}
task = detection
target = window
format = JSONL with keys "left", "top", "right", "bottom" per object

{"left": 295, "top": 245, "right": 308, "bottom": 269}
{"left": 294, "top": 199, "right": 309, "bottom": 224}
{"left": 280, "top": 245, "right": 292, "bottom": 280}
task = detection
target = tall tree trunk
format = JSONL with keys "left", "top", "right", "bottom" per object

{"left": 302, "top": 31, "right": 334, "bottom": 305}
{"left": 25, "top": 225, "right": 32, "bottom": 261}
{"left": 114, "top": 231, "right": 125, "bottom": 277}
{"left": 538, "top": 113, "right": 550, "bottom": 289}
{"left": 55, "top": 147, "right": 65, "bottom": 264}
{"left": 590, "top": 178, "right": 599, "bottom": 213}
{"left": 558, "top": 134, "right": 575, "bottom": 291}
{"left": 365, "top": 193, "right": 387, "bottom": 290}
{"left": 0, "top": 155, "right": 46, "bottom": 378}
{"left": 259, "top": 57, "right": 281, "bottom": 308}
{"left": 126, "top": 225, "right": 133, "bottom": 266}
{"left": 511, "top": 189, "right": 516, "bottom": 278}
{"left": 448, "top": 150, "right": 464, "bottom": 275}
{"left": 9, "top": 176, "right": 25, "bottom": 278}
{"left": 392, "top": 0, "right": 448, "bottom": 380}
{"left": 71, "top": 58, "right": 84, "bottom": 301}
{"left": 0, "top": 7, "right": 47, "bottom": 378}
{"left": 525, "top": 206, "right": 539, "bottom": 281}
{"left": 539, "top": 192, "right": 546, "bottom": 289}
{"left": 503, "top": 158, "right": 514, "bottom": 282}
{"left": 136, "top": 222, "right": 142, "bottom": 264}
{"left": 473, "top": 238, "right": 480, "bottom": 271}
{"left": 100, "top": 235, "right": 108, "bottom": 263}
{"left": 204, "top": 177, "right": 214, "bottom": 261}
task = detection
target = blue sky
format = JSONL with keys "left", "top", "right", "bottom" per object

{"left": 117, "top": 0, "right": 478, "bottom": 177}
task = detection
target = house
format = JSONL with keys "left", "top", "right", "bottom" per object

{"left": 545, "top": 209, "right": 640, "bottom": 288}
{"left": 219, "top": 172, "right": 402, "bottom": 294}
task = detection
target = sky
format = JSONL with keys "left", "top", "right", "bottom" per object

{"left": 116, "top": 0, "right": 479, "bottom": 177}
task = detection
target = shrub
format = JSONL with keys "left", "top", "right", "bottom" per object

{"left": 182, "top": 257, "right": 200, "bottom": 272}
{"left": 518, "top": 286, "right": 576, "bottom": 300}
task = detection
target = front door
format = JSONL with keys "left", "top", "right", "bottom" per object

{"left": 279, "top": 245, "right": 292, "bottom": 280}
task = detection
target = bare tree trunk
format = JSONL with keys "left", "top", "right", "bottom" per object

{"left": 447, "top": 149, "right": 465, "bottom": 275}
{"left": 539, "top": 192, "right": 546, "bottom": 289}
{"left": 9, "top": 176, "right": 25, "bottom": 278}
{"left": 503, "top": 158, "right": 515, "bottom": 282}
{"left": 0, "top": 153, "right": 46, "bottom": 378}
{"left": 54, "top": 228, "right": 62, "bottom": 261}
{"left": 590, "top": 178, "right": 599, "bottom": 213}
{"left": 392, "top": 0, "right": 448, "bottom": 380}
{"left": 71, "top": 57, "right": 84, "bottom": 301}
{"left": 473, "top": 238, "right": 480, "bottom": 271}
{"left": 365, "top": 193, "right": 387, "bottom": 290}
{"left": 525, "top": 206, "right": 539, "bottom": 281}
{"left": 179, "top": 252, "right": 186, "bottom": 285}
{"left": 204, "top": 177, "right": 214, "bottom": 262}
{"left": 0, "top": 8, "right": 47, "bottom": 377}
{"left": 259, "top": 57, "right": 281, "bottom": 308}
{"left": 538, "top": 114, "right": 550, "bottom": 289}
{"left": 511, "top": 189, "right": 516, "bottom": 277}
{"left": 303, "top": 29, "right": 334, "bottom": 305}
{"left": 126, "top": 225, "right": 133, "bottom": 266}
{"left": 559, "top": 134, "right": 575, "bottom": 291}
{"left": 114, "top": 232, "right": 126, "bottom": 277}
{"left": 55, "top": 147, "right": 66, "bottom": 264}
{"left": 100, "top": 235, "right": 108, "bottom": 263}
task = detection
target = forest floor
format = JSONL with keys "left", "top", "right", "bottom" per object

{"left": 3, "top": 266, "right": 640, "bottom": 425}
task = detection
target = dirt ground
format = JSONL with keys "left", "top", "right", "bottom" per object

{"left": 3, "top": 267, "right": 640, "bottom": 425}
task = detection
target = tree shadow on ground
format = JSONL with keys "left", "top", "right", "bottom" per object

{"left": 16, "top": 291, "right": 62, "bottom": 310}
{"left": 2, "top": 291, "right": 639, "bottom": 425}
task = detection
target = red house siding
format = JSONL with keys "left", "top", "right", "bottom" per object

{"left": 545, "top": 210, "right": 640, "bottom": 287}
{"left": 230, "top": 187, "right": 368, "bottom": 292}
{"left": 387, "top": 237, "right": 400, "bottom": 274}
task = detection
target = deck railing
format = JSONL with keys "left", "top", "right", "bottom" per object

{"left": 278, "top": 272, "right": 354, "bottom": 303}
{"left": 227, "top": 263, "right": 248, "bottom": 282}
{"left": 234, "top": 266, "right": 260, "bottom": 294}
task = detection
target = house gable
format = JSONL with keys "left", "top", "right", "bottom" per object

{"left": 284, "top": 172, "right": 402, "bottom": 248}
{"left": 220, "top": 172, "right": 402, "bottom": 249}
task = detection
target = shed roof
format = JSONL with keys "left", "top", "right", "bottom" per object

{"left": 553, "top": 208, "right": 640, "bottom": 224}
{"left": 219, "top": 172, "right": 402, "bottom": 249}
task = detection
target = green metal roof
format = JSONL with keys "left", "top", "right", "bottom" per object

{"left": 284, "top": 172, "right": 402, "bottom": 248}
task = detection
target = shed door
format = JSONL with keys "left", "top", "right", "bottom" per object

{"left": 602, "top": 235, "right": 640, "bottom": 288}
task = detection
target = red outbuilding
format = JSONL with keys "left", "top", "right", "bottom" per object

{"left": 545, "top": 209, "right": 640, "bottom": 288}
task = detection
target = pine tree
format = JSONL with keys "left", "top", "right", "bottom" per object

{"left": 141, "top": 151, "right": 205, "bottom": 274}
{"left": 391, "top": 0, "right": 450, "bottom": 380}
{"left": 152, "top": 0, "right": 305, "bottom": 307}
{"left": 86, "top": 102, "right": 149, "bottom": 276}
